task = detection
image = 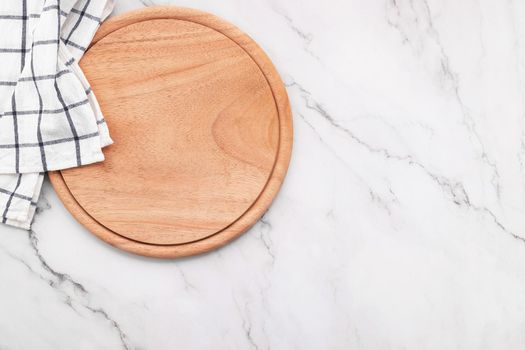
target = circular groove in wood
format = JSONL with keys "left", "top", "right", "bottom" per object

{"left": 61, "top": 18, "right": 280, "bottom": 245}
{"left": 49, "top": 6, "right": 293, "bottom": 258}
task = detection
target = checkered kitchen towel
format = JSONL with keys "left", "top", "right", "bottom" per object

{"left": 0, "top": 0, "right": 114, "bottom": 229}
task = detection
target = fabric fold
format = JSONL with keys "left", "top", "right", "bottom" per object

{"left": 0, "top": 0, "right": 114, "bottom": 229}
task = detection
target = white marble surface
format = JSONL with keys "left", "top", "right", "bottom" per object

{"left": 2, "top": 0, "right": 525, "bottom": 348}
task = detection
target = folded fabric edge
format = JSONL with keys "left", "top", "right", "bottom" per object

{"left": 0, "top": 0, "right": 116, "bottom": 230}
{"left": 2, "top": 174, "right": 44, "bottom": 230}
{"left": 102, "top": 0, "right": 116, "bottom": 22}
{"left": 57, "top": 47, "right": 113, "bottom": 148}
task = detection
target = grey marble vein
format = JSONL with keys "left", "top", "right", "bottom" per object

{"left": 5, "top": 1, "right": 525, "bottom": 349}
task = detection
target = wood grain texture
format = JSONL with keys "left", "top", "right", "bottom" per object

{"left": 49, "top": 6, "right": 293, "bottom": 258}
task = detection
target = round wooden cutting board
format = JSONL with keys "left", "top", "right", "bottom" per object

{"left": 49, "top": 7, "right": 293, "bottom": 258}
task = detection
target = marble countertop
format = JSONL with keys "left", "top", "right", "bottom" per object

{"left": 2, "top": 0, "right": 525, "bottom": 348}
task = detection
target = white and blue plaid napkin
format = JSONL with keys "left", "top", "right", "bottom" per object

{"left": 0, "top": 0, "right": 113, "bottom": 229}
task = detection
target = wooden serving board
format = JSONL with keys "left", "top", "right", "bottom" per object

{"left": 49, "top": 7, "right": 293, "bottom": 258}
